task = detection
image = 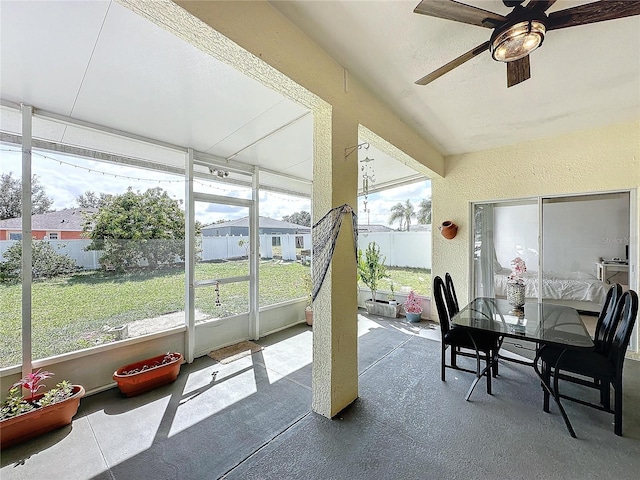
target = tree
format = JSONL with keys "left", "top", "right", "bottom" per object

{"left": 0, "top": 172, "right": 53, "bottom": 220}
{"left": 417, "top": 198, "right": 432, "bottom": 225}
{"left": 282, "top": 211, "right": 311, "bottom": 227}
{"left": 76, "top": 191, "right": 114, "bottom": 209}
{"left": 389, "top": 199, "right": 416, "bottom": 231}
{"left": 357, "top": 241, "right": 389, "bottom": 302}
{"left": 84, "top": 187, "right": 186, "bottom": 271}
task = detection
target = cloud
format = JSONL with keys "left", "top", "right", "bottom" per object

{"left": 359, "top": 180, "right": 432, "bottom": 227}
{"left": 1, "top": 147, "right": 428, "bottom": 227}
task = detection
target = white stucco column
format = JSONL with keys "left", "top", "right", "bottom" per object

{"left": 312, "top": 108, "right": 359, "bottom": 417}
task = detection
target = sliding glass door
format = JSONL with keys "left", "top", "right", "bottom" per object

{"left": 473, "top": 191, "right": 631, "bottom": 314}
{"left": 541, "top": 192, "right": 630, "bottom": 313}
{"left": 472, "top": 199, "right": 539, "bottom": 301}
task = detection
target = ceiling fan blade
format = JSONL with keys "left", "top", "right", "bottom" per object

{"left": 548, "top": 0, "right": 640, "bottom": 31}
{"left": 415, "top": 41, "right": 490, "bottom": 85}
{"left": 525, "top": 0, "right": 557, "bottom": 12}
{"left": 507, "top": 56, "right": 531, "bottom": 88}
{"left": 414, "top": 0, "right": 505, "bottom": 28}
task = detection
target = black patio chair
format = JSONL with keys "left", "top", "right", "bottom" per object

{"left": 593, "top": 283, "right": 623, "bottom": 353}
{"left": 433, "top": 275, "right": 501, "bottom": 400}
{"left": 541, "top": 283, "right": 621, "bottom": 406}
{"left": 444, "top": 272, "right": 459, "bottom": 316}
{"left": 538, "top": 289, "right": 638, "bottom": 436}
{"left": 445, "top": 272, "right": 501, "bottom": 376}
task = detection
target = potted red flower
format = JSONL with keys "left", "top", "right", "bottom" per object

{"left": 113, "top": 352, "right": 184, "bottom": 397}
{"left": 404, "top": 290, "right": 423, "bottom": 323}
{"left": 0, "top": 369, "right": 85, "bottom": 450}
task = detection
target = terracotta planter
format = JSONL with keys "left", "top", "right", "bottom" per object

{"left": 305, "top": 308, "right": 313, "bottom": 326}
{"left": 113, "top": 353, "right": 183, "bottom": 397}
{"left": 439, "top": 221, "right": 458, "bottom": 239}
{"left": 0, "top": 385, "right": 85, "bottom": 450}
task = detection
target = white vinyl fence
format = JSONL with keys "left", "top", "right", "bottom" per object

{"left": 0, "top": 230, "right": 431, "bottom": 270}
{"left": 0, "top": 234, "right": 314, "bottom": 270}
{"left": 0, "top": 239, "right": 101, "bottom": 269}
{"left": 357, "top": 230, "right": 431, "bottom": 269}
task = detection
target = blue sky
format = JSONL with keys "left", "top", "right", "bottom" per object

{"left": 1, "top": 146, "right": 431, "bottom": 227}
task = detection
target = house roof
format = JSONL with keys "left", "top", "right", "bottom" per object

{"left": 202, "top": 216, "right": 310, "bottom": 232}
{"left": 357, "top": 224, "right": 395, "bottom": 233}
{"left": 0, "top": 208, "right": 96, "bottom": 232}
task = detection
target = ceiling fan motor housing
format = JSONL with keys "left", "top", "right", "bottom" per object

{"left": 490, "top": 9, "right": 547, "bottom": 62}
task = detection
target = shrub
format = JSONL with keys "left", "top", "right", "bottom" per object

{"left": 0, "top": 241, "right": 78, "bottom": 282}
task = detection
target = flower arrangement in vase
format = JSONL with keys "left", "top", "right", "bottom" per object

{"left": 404, "top": 290, "right": 423, "bottom": 323}
{"left": 507, "top": 257, "right": 527, "bottom": 309}
{"left": 0, "top": 369, "right": 85, "bottom": 449}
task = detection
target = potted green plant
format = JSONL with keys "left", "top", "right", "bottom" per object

{"left": 0, "top": 369, "right": 85, "bottom": 450}
{"left": 404, "top": 290, "right": 423, "bottom": 322}
{"left": 388, "top": 281, "right": 398, "bottom": 306}
{"left": 113, "top": 352, "right": 184, "bottom": 397}
{"left": 358, "top": 242, "right": 399, "bottom": 318}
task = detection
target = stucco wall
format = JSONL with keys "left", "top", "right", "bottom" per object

{"left": 431, "top": 120, "right": 639, "bottom": 318}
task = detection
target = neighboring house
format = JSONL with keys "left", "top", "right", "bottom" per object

{"left": 202, "top": 216, "right": 310, "bottom": 237}
{"left": 0, "top": 208, "right": 96, "bottom": 241}
{"left": 357, "top": 224, "right": 394, "bottom": 233}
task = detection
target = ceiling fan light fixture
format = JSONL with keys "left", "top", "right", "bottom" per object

{"left": 490, "top": 19, "right": 546, "bottom": 62}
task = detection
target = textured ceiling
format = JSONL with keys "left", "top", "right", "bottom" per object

{"left": 2, "top": 1, "right": 637, "bottom": 197}
{"left": 0, "top": 0, "right": 423, "bottom": 197}
{"left": 271, "top": 0, "right": 640, "bottom": 156}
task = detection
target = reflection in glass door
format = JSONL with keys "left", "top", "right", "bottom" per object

{"left": 541, "top": 192, "right": 630, "bottom": 314}
{"left": 472, "top": 200, "right": 539, "bottom": 302}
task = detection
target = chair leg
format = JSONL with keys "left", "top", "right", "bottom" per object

{"left": 441, "top": 344, "right": 446, "bottom": 381}
{"left": 451, "top": 347, "right": 457, "bottom": 369}
{"left": 614, "top": 378, "right": 623, "bottom": 436}
{"left": 600, "top": 380, "right": 611, "bottom": 410}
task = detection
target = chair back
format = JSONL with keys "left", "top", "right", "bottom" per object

{"left": 445, "top": 273, "right": 460, "bottom": 316}
{"left": 433, "top": 276, "right": 452, "bottom": 336}
{"left": 608, "top": 290, "right": 639, "bottom": 372}
{"left": 594, "top": 283, "right": 622, "bottom": 353}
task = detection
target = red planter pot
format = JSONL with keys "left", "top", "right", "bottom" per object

{"left": 0, "top": 385, "right": 85, "bottom": 450}
{"left": 113, "top": 353, "right": 183, "bottom": 397}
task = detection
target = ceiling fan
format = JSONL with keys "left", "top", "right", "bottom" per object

{"left": 414, "top": 0, "right": 640, "bottom": 87}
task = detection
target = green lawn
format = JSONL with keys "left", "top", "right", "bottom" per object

{"left": 385, "top": 266, "right": 432, "bottom": 296}
{"left": 1, "top": 261, "right": 430, "bottom": 367}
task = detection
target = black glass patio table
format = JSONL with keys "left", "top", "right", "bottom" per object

{"left": 451, "top": 297, "right": 594, "bottom": 438}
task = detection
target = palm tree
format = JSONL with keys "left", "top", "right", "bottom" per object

{"left": 417, "top": 198, "right": 432, "bottom": 225}
{"left": 389, "top": 202, "right": 405, "bottom": 230}
{"left": 389, "top": 199, "right": 416, "bottom": 231}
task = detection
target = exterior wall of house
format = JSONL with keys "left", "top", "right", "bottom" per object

{"left": 431, "top": 120, "right": 640, "bottom": 335}
{"left": 0, "top": 229, "right": 84, "bottom": 240}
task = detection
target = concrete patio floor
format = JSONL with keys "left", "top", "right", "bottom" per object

{"left": 2, "top": 311, "right": 639, "bottom": 479}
